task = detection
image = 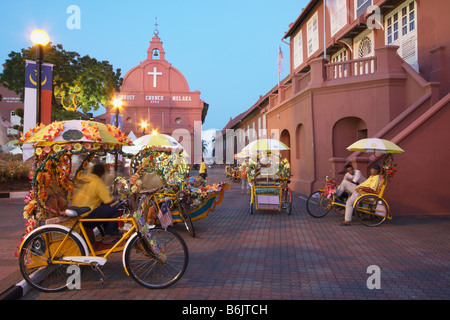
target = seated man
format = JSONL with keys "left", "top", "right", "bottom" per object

{"left": 71, "top": 163, "right": 121, "bottom": 244}
{"left": 340, "top": 164, "right": 381, "bottom": 226}
{"left": 335, "top": 164, "right": 366, "bottom": 201}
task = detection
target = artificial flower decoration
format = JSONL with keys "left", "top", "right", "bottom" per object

{"left": 382, "top": 154, "right": 398, "bottom": 182}
{"left": 106, "top": 124, "right": 132, "bottom": 144}
{"left": 81, "top": 121, "right": 102, "bottom": 142}
{"left": 73, "top": 143, "right": 83, "bottom": 152}
{"left": 53, "top": 144, "right": 62, "bottom": 153}
{"left": 42, "top": 121, "right": 64, "bottom": 142}
{"left": 19, "top": 123, "right": 45, "bottom": 143}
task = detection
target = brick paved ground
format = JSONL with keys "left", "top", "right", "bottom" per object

{"left": 3, "top": 165, "right": 450, "bottom": 300}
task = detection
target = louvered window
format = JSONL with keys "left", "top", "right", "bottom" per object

{"left": 385, "top": 1, "right": 418, "bottom": 70}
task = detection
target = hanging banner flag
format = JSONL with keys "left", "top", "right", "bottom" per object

{"left": 23, "top": 60, "right": 53, "bottom": 133}
{"left": 278, "top": 45, "right": 284, "bottom": 86}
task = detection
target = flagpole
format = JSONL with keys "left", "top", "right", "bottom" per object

{"left": 323, "top": 0, "right": 327, "bottom": 60}
{"left": 278, "top": 45, "right": 281, "bottom": 87}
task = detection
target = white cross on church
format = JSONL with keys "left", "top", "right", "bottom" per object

{"left": 148, "top": 67, "right": 162, "bottom": 88}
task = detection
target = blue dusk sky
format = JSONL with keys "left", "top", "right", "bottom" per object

{"left": 0, "top": 0, "right": 309, "bottom": 132}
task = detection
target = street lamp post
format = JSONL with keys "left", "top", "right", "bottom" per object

{"left": 30, "top": 29, "right": 50, "bottom": 125}
{"left": 140, "top": 121, "right": 148, "bottom": 136}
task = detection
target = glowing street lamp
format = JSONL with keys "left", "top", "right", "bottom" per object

{"left": 140, "top": 120, "right": 148, "bottom": 136}
{"left": 31, "top": 29, "right": 50, "bottom": 124}
{"left": 112, "top": 98, "right": 123, "bottom": 184}
{"left": 113, "top": 98, "right": 122, "bottom": 128}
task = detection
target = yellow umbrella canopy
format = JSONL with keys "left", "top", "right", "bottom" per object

{"left": 241, "top": 138, "right": 290, "bottom": 152}
{"left": 347, "top": 138, "right": 404, "bottom": 154}
{"left": 22, "top": 120, "right": 132, "bottom": 147}
{"left": 134, "top": 133, "right": 184, "bottom": 148}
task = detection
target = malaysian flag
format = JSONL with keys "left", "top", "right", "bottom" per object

{"left": 158, "top": 200, "right": 173, "bottom": 229}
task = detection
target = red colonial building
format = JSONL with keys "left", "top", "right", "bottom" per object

{"left": 98, "top": 26, "right": 208, "bottom": 163}
{"left": 220, "top": 0, "right": 450, "bottom": 215}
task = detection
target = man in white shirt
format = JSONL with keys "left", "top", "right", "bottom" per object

{"left": 335, "top": 164, "right": 366, "bottom": 200}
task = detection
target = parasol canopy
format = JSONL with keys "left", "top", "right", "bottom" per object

{"left": 241, "top": 138, "right": 290, "bottom": 152}
{"left": 133, "top": 133, "right": 184, "bottom": 149}
{"left": 22, "top": 120, "right": 132, "bottom": 147}
{"left": 347, "top": 138, "right": 404, "bottom": 154}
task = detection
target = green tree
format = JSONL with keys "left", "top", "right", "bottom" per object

{"left": 0, "top": 43, "right": 122, "bottom": 116}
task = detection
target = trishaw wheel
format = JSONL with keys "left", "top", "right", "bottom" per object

{"left": 354, "top": 195, "right": 388, "bottom": 227}
{"left": 179, "top": 202, "right": 195, "bottom": 238}
{"left": 19, "top": 227, "right": 87, "bottom": 292}
{"left": 124, "top": 228, "right": 188, "bottom": 289}
{"left": 306, "top": 191, "right": 331, "bottom": 218}
{"left": 225, "top": 166, "right": 233, "bottom": 179}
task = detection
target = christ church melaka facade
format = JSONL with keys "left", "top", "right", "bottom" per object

{"left": 221, "top": 0, "right": 450, "bottom": 216}
{"left": 98, "top": 28, "right": 208, "bottom": 164}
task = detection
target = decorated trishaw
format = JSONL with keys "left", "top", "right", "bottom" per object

{"left": 117, "top": 133, "right": 230, "bottom": 238}
{"left": 306, "top": 138, "right": 404, "bottom": 226}
{"left": 242, "top": 139, "right": 293, "bottom": 215}
{"left": 16, "top": 120, "right": 188, "bottom": 292}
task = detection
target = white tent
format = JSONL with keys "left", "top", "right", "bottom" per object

{"left": 127, "top": 131, "right": 138, "bottom": 142}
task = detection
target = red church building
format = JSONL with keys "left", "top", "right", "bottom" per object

{"left": 220, "top": 0, "right": 450, "bottom": 216}
{"left": 98, "top": 26, "right": 208, "bottom": 164}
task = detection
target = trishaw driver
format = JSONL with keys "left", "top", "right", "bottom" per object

{"left": 341, "top": 164, "right": 381, "bottom": 226}
{"left": 71, "top": 163, "right": 122, "bottom": 244}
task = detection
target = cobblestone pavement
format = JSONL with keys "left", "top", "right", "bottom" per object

{"left": 2, "top": 165, "right": 450, "bottom": 300}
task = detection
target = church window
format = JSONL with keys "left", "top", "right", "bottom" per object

{"left": 293, "top": 30, "right": 303, "bottom": 69}
{"left": 355, "top": 0, "right": 372, "bottom": 19}
{"left": 307, "top": 11, "right": 319, "bottom": 57}
{"left": 329, "top": 0, "right": 347, "bottom": 37}
{"left": 175, "top": 117, "right": 182, "bottom": 124}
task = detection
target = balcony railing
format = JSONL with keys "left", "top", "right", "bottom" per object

{"left": 325, "top": 56, "right": 378, "bottom": 80}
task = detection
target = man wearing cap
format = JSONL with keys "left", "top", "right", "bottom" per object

{"left": 341, "top": 164, "right": 381, "bottom": 226}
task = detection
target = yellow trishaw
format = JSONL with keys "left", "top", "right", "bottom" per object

{"left": 306, "top": 138, "right": 404, "bottom": 226}
{"left": 17, "top": 120, "right": 188, "bottom": 292}
{"left": 247, "top": 156, "right": 292, "bottom": 215}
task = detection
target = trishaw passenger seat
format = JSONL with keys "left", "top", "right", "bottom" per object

{"left": 359, "top": 175, "right": 385, "bottom": 195}
{"left": 65, "top": 206, "right": 91, "bottom": 217}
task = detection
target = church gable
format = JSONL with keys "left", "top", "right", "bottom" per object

{"left": 106, "top": 22, "right": 207, "bottom": 160}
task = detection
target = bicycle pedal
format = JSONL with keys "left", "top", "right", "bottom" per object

{"left": 90, "top": 262, "right": 107, "bottom": 284}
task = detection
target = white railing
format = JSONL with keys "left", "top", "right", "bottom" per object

{"left": 325, "top": 56, "right": 377, "bottom": 80}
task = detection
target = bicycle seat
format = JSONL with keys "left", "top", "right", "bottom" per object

{"left": 65, "top": 206, "right": 91, "bottom": 217}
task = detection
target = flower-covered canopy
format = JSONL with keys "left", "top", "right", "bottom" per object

{"left": 21, "top": 120, "right": 132, "bottom": 147}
